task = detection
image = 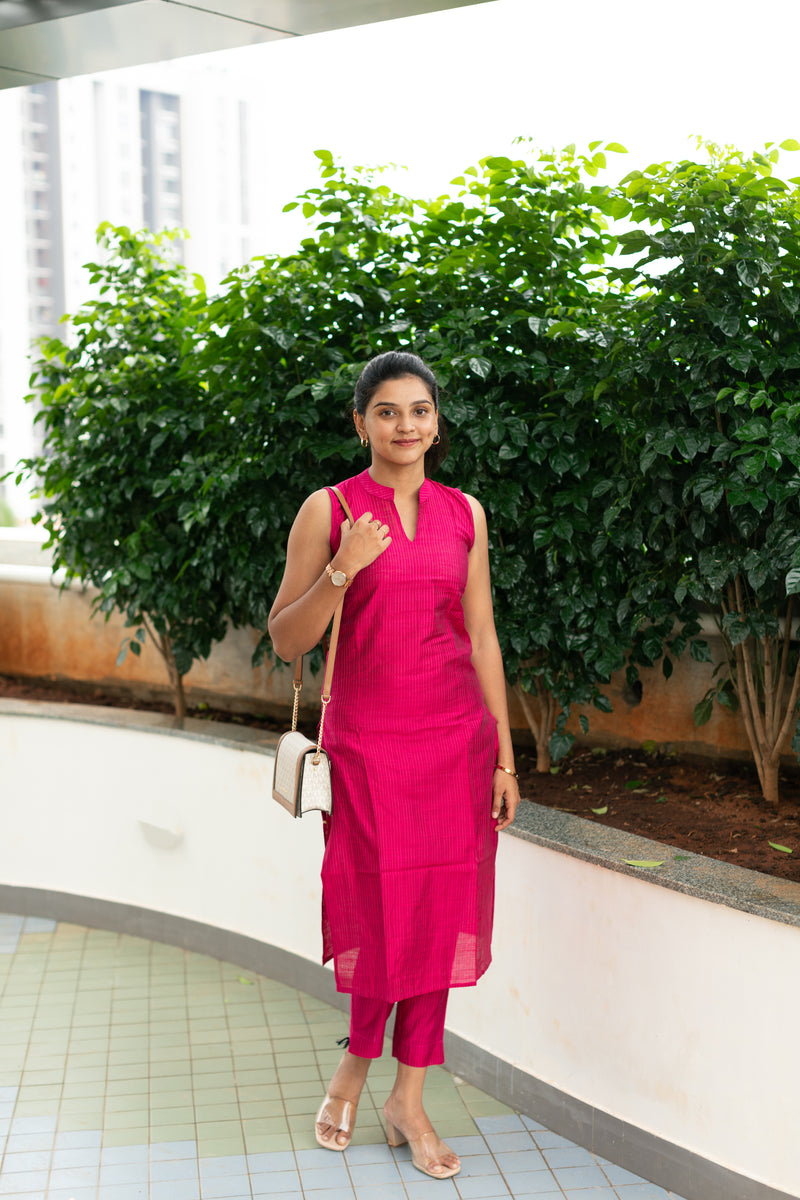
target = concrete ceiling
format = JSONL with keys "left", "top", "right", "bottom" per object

{"left": 0, "top": 0, "right": 493, "bottom": 89}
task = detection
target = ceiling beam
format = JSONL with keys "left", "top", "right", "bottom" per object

{"left": 0, "top": 0, "right": 494, "bottom": 88}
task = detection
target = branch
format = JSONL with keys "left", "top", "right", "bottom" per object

{"left": 778, "top": 597, "right": 794, "bottom": 690}
{"left": 514, "top": 681, "right": 542, "bottom": 744}
{"left": 763, "top": 636, "right": 774, "bottom": 741}
{"left": 769, "top": 650, "right": 800, "bottom": 767}
{"left": 140, "top": 612, "right": 167, "bottom": 664}
{"left": 734, "top": 574, "right": 767, "bottom": 750}
{"left": 733, "top": 641, "right": 768, "bottom": 797}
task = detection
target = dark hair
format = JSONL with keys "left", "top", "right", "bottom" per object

{"left": 353, "top": 351, "right": 449, "bottom": 475}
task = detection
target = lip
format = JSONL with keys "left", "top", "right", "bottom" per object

{"left": 393, "top": 439, "right": 420, "bottom": 446}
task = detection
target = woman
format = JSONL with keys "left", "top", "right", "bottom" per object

{"left": 268, "top": 351, "right": 520, "bottom": 1180}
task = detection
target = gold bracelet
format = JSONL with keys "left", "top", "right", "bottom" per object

{"left": 495, "top": 764, "right": 518, "bottom": 778}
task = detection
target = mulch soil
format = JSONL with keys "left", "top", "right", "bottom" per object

{"left": 2, "top": 673, "right": 799, "bottom": 884}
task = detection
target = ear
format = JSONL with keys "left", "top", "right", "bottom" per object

{"left": 353, "top": 409, "right": 365, "bottom": 438}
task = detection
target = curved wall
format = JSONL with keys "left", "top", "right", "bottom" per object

{"left": 1, "top": 704, "right": 798, "bottom": 1200}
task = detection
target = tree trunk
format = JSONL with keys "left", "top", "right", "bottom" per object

{"left": 514, "top": 680, "right": 558, "bottom": 773}
{"left": 160, "top": 632, "right": 187, "bottom": 722}
{"left": 726, "top": 587, "right": 800, "bottom": 809}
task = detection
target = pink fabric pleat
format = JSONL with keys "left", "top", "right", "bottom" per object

{"left": 320, "top": 470, "right": 498, "bottom": 1002}
{"left": 349, "top": 989, "right": 450, "bottom": 1066}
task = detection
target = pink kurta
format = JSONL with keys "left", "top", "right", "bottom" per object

{"left": 320, "top": 469, "right": 498, "bottom": 1002}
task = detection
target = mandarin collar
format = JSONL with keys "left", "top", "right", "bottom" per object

{"left": 359, "top": 469, "right": 432, "bottom": 503}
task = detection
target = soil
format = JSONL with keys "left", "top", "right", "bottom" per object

{"left": 2, "top": 673, "right": 799, "bottom": 885}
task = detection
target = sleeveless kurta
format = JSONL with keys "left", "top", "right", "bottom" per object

{"left": 320, "top": 469, "right": 498, "bottom": 1002}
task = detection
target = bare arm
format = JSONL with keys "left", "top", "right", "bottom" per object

{"left": 268, "top": 489, "right": 391, "bottom": 662}
{"left": 462, "top": 495, "right": 520, "bottom": 830}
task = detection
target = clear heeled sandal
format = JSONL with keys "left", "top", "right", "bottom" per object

{"left": 315, "top": 1093, "right": 357, "bottom": 1151}
{"left": 385, "top": 1117, "right": 461, "bottom": 1179}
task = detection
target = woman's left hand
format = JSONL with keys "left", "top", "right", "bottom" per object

{"left": 492, "top": 770, "right": 520, "bottom": 832}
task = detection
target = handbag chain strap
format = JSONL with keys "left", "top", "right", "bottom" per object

{"left": 292, "top": 485, "right": 355, "bottom": 763}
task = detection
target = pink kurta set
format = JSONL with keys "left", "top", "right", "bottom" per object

{"left": 320, "top": 470, "right": 498, "bottom": 1038}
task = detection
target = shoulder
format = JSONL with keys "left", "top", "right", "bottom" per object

{"left": 296, "top": 488, "right": 333, "bottom": 521}
{"left": 428, "top": 480, "right": 485, "bottom": 550}
{"left": 461, "top": 492, "right": 486, "bottom": 523}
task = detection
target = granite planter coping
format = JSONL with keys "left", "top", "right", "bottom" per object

{"left": 2, "top": 695, "right": 799, "bottom": 931}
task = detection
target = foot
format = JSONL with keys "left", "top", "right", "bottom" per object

{"left": 315, "top": 1053, "right": 369, "bottom": 1150}
{"left": 383, "top": 1098, "right": 461, "bottom": 1178}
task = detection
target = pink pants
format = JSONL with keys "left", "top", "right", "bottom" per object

{"left": 348, "top": 989, "right": 449, "bottom": 1067}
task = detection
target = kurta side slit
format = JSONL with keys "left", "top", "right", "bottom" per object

{"left": 320, "top": 470, "right": 498, "bottom": 1003}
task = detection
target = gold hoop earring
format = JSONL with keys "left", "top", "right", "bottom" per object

{"left": 360, "top": 436, "right": 369, "bottom": 449}
{"left": 431, "top": 432, "right": 441, "bottom": 446}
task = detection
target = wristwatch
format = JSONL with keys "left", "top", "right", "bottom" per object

{"left": 325, "top": 562, "right": 352, "bottom": 589}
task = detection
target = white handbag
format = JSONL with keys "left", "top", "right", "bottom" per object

{"left": 272, "top": 486, "right": 354, "bottom": 818}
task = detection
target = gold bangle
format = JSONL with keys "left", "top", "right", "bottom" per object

{"left": 495, "top": 764, "right": 518, "bottom": 778}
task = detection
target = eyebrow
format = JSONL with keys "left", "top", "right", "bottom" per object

{"left": 373, "top": 398, "right": 434, "bottom": 408}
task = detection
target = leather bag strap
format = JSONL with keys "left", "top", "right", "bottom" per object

{"left": 291, "top": 486, "right": 355, "bottom": 737}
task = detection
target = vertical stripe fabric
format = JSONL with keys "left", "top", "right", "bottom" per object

{"left": 320, "top": 469, "right": 498, "bottom": 1002}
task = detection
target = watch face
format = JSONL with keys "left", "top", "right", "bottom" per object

{"left": 331, "top": 570, "right": 347, "bottom": 587}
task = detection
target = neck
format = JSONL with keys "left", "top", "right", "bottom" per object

{"left": 367, "top": 460, "right": 426, "bottom": 497}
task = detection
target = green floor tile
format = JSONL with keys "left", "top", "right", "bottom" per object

{"left": 291, "top": 1128, "right": 322, "bottom": 1149}
{"left": 106, "top": 1090, "right": 151, "bottom": 1113}
{"left": 149, "top": 1121, "right": 197, "bottom": 1140}
{"left": 64, "top": 1065, "right": 107, "bottom": 1084}
{"left": 149, "top": 1044, "right": 191, "bottom": 1062}
{"left": 151, "top": 1058, "right": 192, "bottom": 1078}
{"left": 243, "top": 1131, "right": 294, "bottom": 1152}
{"left": 197, "top": 1135, "right": 245, "bottom": 1156}
{"left": 106, "top": 1062, "right": 149, "bottom": 1081}
{"left": 56, "top": 1113, "right": 103, "bottom": 1134}
{"left": 279, "top": 1079, "right": 322, "bottom": 1099}
{"left": 241, "top": 1116, "right": 290, "bottom": 1138}
{"left": 272, "top": 1064, "right": 319, "bottom": 1084}
{"left": 193, "top": 1085, "right": 238, "bottom": 1104}
{"left": 237, "top": 1084, "right": 281, "bottom": 1104}
{"left": 14, "top": 1097, "right": 66, "bottom": 1116}
{"left": 150, "top": 1090, "right": 194, "bottom": 1110}
{"left": 148, "top": 1075, "right": 193, "bottom": 1094}
{"left": 238, "top": 1099, "right": 284, "bottom": 1119}
{"left": 104, "top": 1106, "right": 149, "bottom": 1128}
{"left": 195, "top": 1102, "right": 241, "bottom": 1122}
{"left": 60, "top": 1082, "right": 105, "bottom": 1100}
{"left": 282, "top": 1095, "right": 317, "bottom": 1117}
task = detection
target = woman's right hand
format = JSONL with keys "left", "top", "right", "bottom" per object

{"left": 334, "top": 511, "right": 391, "bottom": 578}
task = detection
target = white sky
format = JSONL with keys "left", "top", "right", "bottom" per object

{"left": 181, "top": 0, "right": 800, "bottom": 252}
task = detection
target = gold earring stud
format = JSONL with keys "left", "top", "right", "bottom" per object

{"left": 431, "top": 432, "right": 441, "bottom": 446}
{"left": 360, "top": 436, "right": 369, "bottom": 449}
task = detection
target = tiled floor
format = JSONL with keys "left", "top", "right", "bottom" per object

{"left": 0, "top": 913, "right": 688, "bottom": 1200}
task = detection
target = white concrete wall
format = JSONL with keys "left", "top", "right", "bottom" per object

{"left": 1, "top": 710, "right": 798, "bottom": 1196}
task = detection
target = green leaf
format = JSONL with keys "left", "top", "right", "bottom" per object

{"left": 605, "top": 142, "right": 628, "bottom": 154}
{"left": 689, "top": 640, "right": 712, "bottom": 663}
{"left": 625, "top": 779, "right": 645, "bottom": 790}
{"left": 313, "top": 148, "right": 334, "bottom": 164}
{"left": 769, "top": 842, "right": 793, "bottom": 854}
{"left": 624, "top": 860, "right": 664, "bottom": 869}
{"left": 779, "top": 139, "right": 800, "bottom": 151}
{"left": 237, "top": 975, "right": 255, "bottom": 984}
{"left": 549, "top": 730, "right": 575, "bottom": 762}
{"left": 591, "top": 806, "right": 608, "bottom": 815}
{"left": 785, "top": 568, "right": 800, "bottom": 595}
{"left": 467, "top": 356, "right": 492, "bottom": 380}
{"left": 694, "top": 697, "right": 713, "bottom": 726}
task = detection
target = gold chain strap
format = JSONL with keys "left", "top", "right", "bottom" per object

{"left": 313, "top": 694, "right": 331, "bottom": 765}
{"left": 291, "top": 679, "right": 301, "bottom": 733}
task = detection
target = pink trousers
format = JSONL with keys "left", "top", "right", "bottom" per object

{"left": 348, "top": 989, "right": 449, "bottom": 1068}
